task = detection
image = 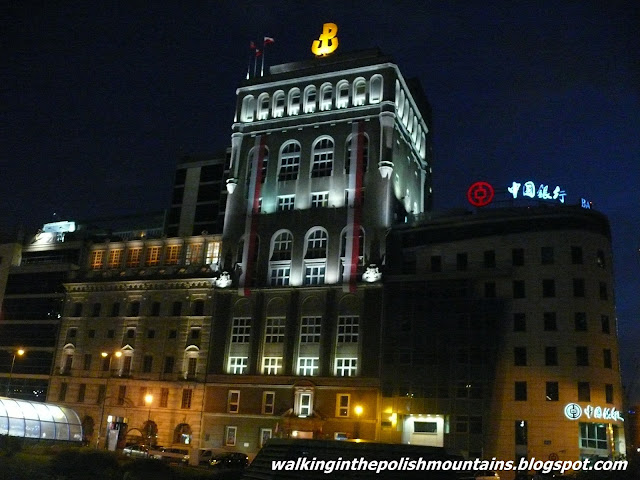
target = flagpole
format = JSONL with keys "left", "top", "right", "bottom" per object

{"left": 261, "top": 51, "right": 265, "bottom": 77}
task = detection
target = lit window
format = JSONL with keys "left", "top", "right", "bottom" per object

{"left": 297, "top": 357, "right": 319, "bottom": 376}
{"left": 345, "top": 133, "right": 369, "bottom": 174}
{"left": 311, "top": 192, "right": 329, "bottom": 208}
{"left": 269, "top": 266, "right": 290, "bottom": 286}
{"left": 295, "top": 391, "right": 313, "bottom": 416}
{"left": 335, "top": 358, "right": 357, "bottom": 376}
{"left": 353, "top": 78, "right": 366, "bottom": 106}
{"left": 90, "top": 250, "right": 104, "bottom": 269}
{"left": 231, "top": 318, "right": 251, "bottom": 343}
{"left": 336, "top": 394, "right": 350, "bottom": 417}
{"left": 241, "top": 95, "right": 255, "bottom": 122}
{"left": 228, "top": 356, "right": 248, "bottom": 374}
{"left": 304, "top": 264, "right": 326, "bottom": 285}
{"left": 288, "top": 88, "right": 301, "bottom": 116}
{"left": 337, "top": 316, "right": 359, "bottom": 343}
{"left": 181, "top": 389, "right": 192, "bottom": 409}
{"left": 262, "top": 357, "right": 283, "bottom": 375}
{"left": 300, "top": 317, "right": 321, "bottom": 343}
{"left": 278, "top": 141, "right": 301, "bottom": 181}
{"left": 107, "top": 249, "right": 122, "bottom": 268}
{"left": 225, "top": 426, "right": 237, "bottom": 446}
{"left": 311, "top": 137, "right": 334, "bottom": 177}
{"left": 303, "top": 85, "right": 316, "bottom": 113}
{"left": 580, "top": 423, "right": 607, "bottom": 450}
{"left": 265, "top": 318, "right": 285, "bottom": 343}
{"left": 146, "top": 246, "right": 161, "bottom": 266}
{"left": 185, "top": 243, "right": 202, "bottom": 265}
{"left": 336, "top": 81, "right": 349, "bottom": 109}
{"left": 228, "top": 390, "right": 240, "bottom": 413}
{"left": 246, "top": 147, "right": 269, "bottom": 186}
{"left": 305, "top": 229, "right": 328, "bottom": 259}
{"left": 262, "top": 391, "right": 275, "bottom": 414}
{"left": 257, "top": 93, "right": 270, "bottom": 120}
{"left": 277, "top": 195, "right": 295, "bottom": 211}
{"left": 165, "top": 245, "right": 182, "bottom": 265}
{"left": 319, "top": 83, "right": 332, "bottom": 111}
{"left": 369, "top": 75, "right": 383, "bottom": 103}
{"left": 205, "top": 241, "right": 220, "bottom": 265}
{"left": 272, "top": 90, "right": 285, "bottom": 118}
{"left": 126, "top": 248, "right": 142, "bottom": 267}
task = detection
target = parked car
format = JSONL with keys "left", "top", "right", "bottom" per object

{"left": 209, "top": 452, "right": 249, "bottom": 469}
{"left": 150, "top": 446, "right": 190, "bottom": 464}
{"left": 122, "top": 444, "right": 149, "bottom": 458}
{"left": 197, "top": 448, "right": 215, "bottom": 466}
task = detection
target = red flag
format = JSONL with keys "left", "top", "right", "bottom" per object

{"left": 249, "top": 41, "right": 256, "bottom": 50}
{"left": 255, "top": 49, "right": 262, "bottom": 57}
{"left": 263, "top": 36, "right": 275, "bottom": 46}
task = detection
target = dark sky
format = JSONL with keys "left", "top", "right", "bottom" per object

{"left": 2, "top": 1, "right": 639, "bottom": 401}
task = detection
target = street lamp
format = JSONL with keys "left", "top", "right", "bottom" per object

{"left": 145, "top": 394, "right": 153, "bottom": 447}
{"left": 354, "top": 405, "right": 363, "bottom": 439}
{"left": 96, "top": 350, "right": 122, "bottom": 449}
{"left": 6, "top": 348, "right": 25, "bottom": 397}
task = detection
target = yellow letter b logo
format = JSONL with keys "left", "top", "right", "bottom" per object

{"left": 311, "top": 23, "right": 339, "bottom": 57}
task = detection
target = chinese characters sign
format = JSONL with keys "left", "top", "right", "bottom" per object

{"left": 508, "top": 181, "right": 566, "bottom": 203}
{"left": 564, "top": 403, "right": 623, "bottom": 422}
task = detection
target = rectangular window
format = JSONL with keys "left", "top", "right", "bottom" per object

{"left": 147, "top": 329, "right": 155, "bottom": 339}
{"left": 513, "top": 313, "right": 526, "bottom": 332}
{"left": 262, "top": 357, "right": 282, "bottom": 375}
{"left": 88, "top": 329, "right": 95, "bottom": 339}
{"left": 227, "top": 390, "right": 240, "bottom": 413}
{"left": 580, "top": 423, "right": 607, "bottom": 450}
{"left": 83, "top": 354, "right": 92, "bottom": 371}
{"left": 181, "top": 389, "right": 193, "bottom": 409}
{"left": 187, "top": 357, "right": 197, "bottom": 377}
{"left": 456, "top": 253, "right": 468, "bottom": 271}
{"left": 185, "top": 243, "right": 202, "bottom": 266}
{"left": 571, "top": 246, "right": 583, "bottom": 264}
{"left": 515, "top": 420, "right": 528, "bottom": 445}
{"left": 277, "top": 195, "right": 295, "bottom": 211}
{"left": 605, "top": 384, "right": 614, "bottom": 403}
{"left": 335, "top": 358, "right": 357, "bottom": 376}
{"left": 300, "top": 317, "right": 321, "bottom": 343}
{"left": 545, "top": 346, "right": 558, "bottom": 366}
{"left": 297, "top": 357, "right": 319, "bottom": 376}
{"left": 430, "top": 255, "right": 442, "bottom": 272}
{"left": 165, "top": 245, "right": 182, "bottom": 265}
{"left": 228, "top": 357, "right": 248, "bottom": 374}
{"left": 575, "top": 312, "right": 588, "bottom": 331}
{"left": 573, "top": 278, "right": 585, "bottom": 297}
{"left": 143, "top": 355, "right": 153, "bottom": 373}
{"left": 541, "top": 246, "right": 554, "bottom": 265}
{"left": 544, "top": 312, "right": 557, "bottom": 331}
{"left": 58, "top": 383, "right": 68, "bottom": 401}
{"left": 270, "top": 266, "right": 290, "bottom": 286}
{"left": 578, "top": 382, "right": 590, "bottom": 402}
{"left": 514, "top": 347, "right": 527, "bottom": 366}
{"left": 311, "top": 192, "right": 329, "bottom": 208}
{"left": 603, "top": 349, "right": 612, "bottom": 369}
{"left": 599, "top": 282, "right": 608, "bottom": 300}
{"left": 260, "top": 428, "right": 272, "bottom": 448}
{"left": 337, "top": 316, "right": 359, "bottom": 343}
{"left": 515, "top": 381, "right": 527, "bottom": 401}
{"left": 601, "top": 315, "right": 610, "bottom": 334}
{"left": 546, "top": 382, "right": 559, "bottom": 401}
{"left": 304, "top": 264, "right": 326, "bottom": 285}
{"left": 77, "top": 383, "right": 86, "bottom": 403}
{"left": 126, "top": 248, "right": 142, "bottom": 267}
{"left": 168, "top": 329, "right": 177, "bottom": 339}
{"left": 542, "top": 279, "right": 556, "bottom": 297}
{"left": 164, "top": 356, "right": 175, "bottom": 374}
{"left": 513, "top": 280, "right": 525, "bottom": 298}
{"left": 265, "top": 317, "right": 285, "bottom": 343}
{"left": 205, "top": 241, "right": 221, "bottom": 265}
{"left": 92, "top": 302, "right": 102, "bottom": 317}
{"left": 297, "top": 392, "right": 312, "bottom": 416}
{"left": 117, "top": 385, "right": 126, "bottom": 405}
{"left": 172, "top": 301, "right": 182, "bottom": 316}
{"left": 90, "top": 250, "right": 104, "bottom": 269}
{"left": 231, "top": 317, "right": 251, "bottom": 343}
{"left": 483, "top": 250, "right": 496, "bottom": 268}
{"left": 107, "top": 249, "right": 123, "bottom": 268}
{"left": 122, "top": 355, "right": 132, "bottom": 376}
{"left": 97, "top": 385, "right": 106, "bottom": 404}
{"left": 576, "top": 346, "right": 589, "bottom": 366}
{"left": 111, "top": 302, "right": 120, "bottom": 317}
{"left": 484, "top": 282, "right": 496, "bottom": 298}
{"left": 596, "top": 249, "right": 606, "bottom": 268}
{"left": 146, "top": 246, "right": 161, "bottom": 266}
{"left": 225, "top": 426, "right": 237, "bottom": 446}
{"left": 160, "top": 388, "right": 169, "bottom": 408}
{"left": 107, "top": 329, "right": 115, "bottom": 339}
{"left": 138, "top": 387, "right": 148, "bottom": 407}
{"left": 262, "top": 391, "right": 275, "bottom": 414}
{"left": 512, "top": 248, "right": 525, "bottom": 266}
{"left": 336, "top": 394, "right": 350, "bottom": 417}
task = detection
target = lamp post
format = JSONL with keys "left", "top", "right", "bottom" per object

{"left": 6, "top": 348, "right": 25, "bottom": 397}
{"left": 96, "top": 350, "right": 122, "bottom": 449}
{"left": 354, "top": 405, "right": 363, "bottom": 439}
{"left": 144, "top": 393, "right": 153, "bottom": 447}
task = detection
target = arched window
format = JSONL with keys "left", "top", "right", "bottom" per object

{"left": 288, "top": 88, "right": 301, "bottom": 116}
{"left": 269, "top": 230, "right": 293, "bottom": 286}
{"left": 303, "top": 85, "right": 316, "bottom": 113}
{"left": 272, "top": 90, "right": 285, "bottom": 118}
{"left": 241, "top": 95, "right": 255, "bottom": 122}
{"left": 319, "top": 83, "right": 333, "bottom": 111}
{"left": 311, "top": 137, "right": 334, "bottom": 178}
{"left": 278, "top": 141, "right": 301, "bottom": 181}
{"left": 246, "top": 146, "right": 269, "bottom": 187}
{"left": 353, "top": 78, "right": 366, "bottom": 106}
{"left": 173, "top": 423, "right": 192, "bottom": 444}
{"left": 336, "top": 80, "right": 349, "bottom": 108}
{"left": 345, "top": 133, "right": 369, "bottom": 174}
{"left": 304, "top": 228, "right": 328, "bottom": 285}
{"left": 369, "top": 74, "right": 383, "bottom": 103}
{"left": 257, "top": 93, "right": 270, "bottom": 120}
{"left": 120, "top": 345, "right": 134, "bottom": 377}
{"left": 60, "top": 344, "right": 75, "bottom": 375}
{"left": 183, "top": 346, "right": 199, "bottom": 379}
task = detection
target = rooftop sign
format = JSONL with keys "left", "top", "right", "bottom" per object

{"left": 312, "top": 23, "right": 339, "bottom": 57}
{"left": 564, "top": 403, "right": 623, "bottom": 422}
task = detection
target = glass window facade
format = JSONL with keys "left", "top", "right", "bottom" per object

{"left": 0, "top": 397, "right": 82, "bottom": 441}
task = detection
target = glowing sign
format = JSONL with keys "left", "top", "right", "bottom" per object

{"left": 311, "top": 23, "right": 339, "bottom": 56}
{"left": 467, "top": 181, "right": 495, "bottom": 207}
{"left": 508, "top": 181, "right": 566, "bottom": 203}
{"left": 581, "top": 198, "right": 591, "bottom": 209}
{"left": 564, "top": 403, "right": 623, "bottom": 422}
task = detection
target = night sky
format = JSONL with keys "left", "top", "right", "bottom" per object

{"left": 3, "top": 1, "right": 639, "bottom": 402}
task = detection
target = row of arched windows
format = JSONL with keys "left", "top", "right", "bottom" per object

{"left": 395, "top": 80, "right": 427, "bottom": 159}
{"left": 240, "top": 75, "right": 384, "bottom": 122}
{"left": 244, "top": 135, "right": 369, "bottom": 184}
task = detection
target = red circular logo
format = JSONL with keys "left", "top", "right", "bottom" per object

{"left": 467, "top": 182, "right": 495, "bottom": 207}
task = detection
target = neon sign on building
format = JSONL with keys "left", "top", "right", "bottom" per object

{"left": 564, "top": 403, "right": 624, "bottom": 422}
{"left": 508, "top": 180, "right": 566, "bottom": 203}
{"left": 311, "top": 23, "right": 339, "bottom": 57}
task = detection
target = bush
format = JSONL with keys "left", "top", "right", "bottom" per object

{"left": 49, "top": 448, "right": 122, "bottom": 480}
{"left": 0, "top": 434, "right": 24, "bottom": 457}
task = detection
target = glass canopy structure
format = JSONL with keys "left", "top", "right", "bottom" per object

{"left": 0, "top": 396, "right": 82, "bottom": 441}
